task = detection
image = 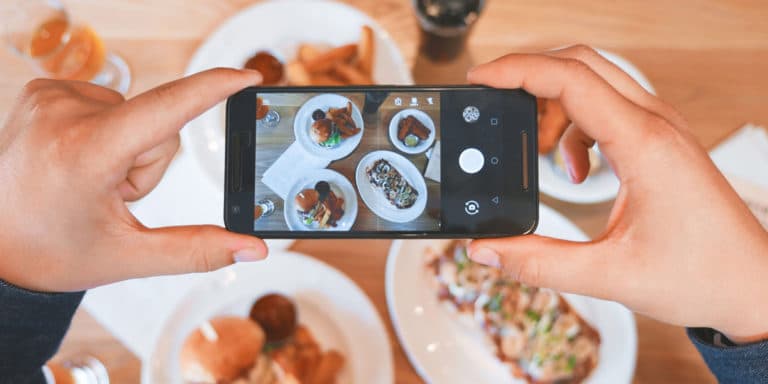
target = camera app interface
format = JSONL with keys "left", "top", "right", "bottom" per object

{"left": 253, "top": 91, "right": 442, "bottom": 232}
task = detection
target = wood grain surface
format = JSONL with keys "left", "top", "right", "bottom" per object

{"left": 3, "top": 0, "right": 767, "bottom": 383}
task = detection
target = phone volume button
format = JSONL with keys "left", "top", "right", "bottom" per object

{"left": 229, "top": 134, "right": 244, "bottom": 192}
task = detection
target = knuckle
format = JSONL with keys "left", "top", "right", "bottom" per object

{"left": 639, "top": 112, "right": 680, "bottom": 144}
{"left": 508, "top": 257, "right": 542, "bottom": 287}
{"left": 567, "top": 44, "right": 599, "bottom": 62}
{"left": 561, "top": 57, "right": 592, "bottom": 76}
{"left": 189, "top": 226, "right": 221, "bottom": 273}
{"left": 21, "top": 78, "right": 53, "bottom": 96}
{"left": 147, "top": 81, "right": 177, "bottom": 105}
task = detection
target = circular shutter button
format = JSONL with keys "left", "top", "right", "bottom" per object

{"left": 459, "top": 148, "right": 484, "bottom": 174}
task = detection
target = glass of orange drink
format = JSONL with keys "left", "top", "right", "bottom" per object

{"left": 2, "top": 0, "right": 131, "bottom": 94}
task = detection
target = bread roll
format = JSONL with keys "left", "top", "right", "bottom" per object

{"left": 180, "top": 316, "right": 265, "bottom": 383}
{"left": 295, "top": 189, "right": 319, "bottom": 213}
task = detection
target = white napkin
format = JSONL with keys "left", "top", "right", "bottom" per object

{"left": 710, "top": 123, "right": 768, "bottom": 228}
{"left": 424, "top": 141, "right": 441, "bottom": 182}
{"left": 262, "top": 142, "right": 329, "bottom": 199}
{"left": 710, "top": 123, "right": 768, "bottom": 188}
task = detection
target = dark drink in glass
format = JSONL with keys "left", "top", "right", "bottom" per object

{"left": 413, "top": 0, "right": 485, "bottom": 62}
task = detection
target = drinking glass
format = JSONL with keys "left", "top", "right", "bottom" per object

{"left": 254, "top": 199, "right": 276, "bottom": 220}
{"left": 412, "top": 0, "right": 485, "bottom": 61}
{"left": 256, "top": 97, "right": 280, "bottom": 129}
{"left": 44, "top": 356, "right": 110, "bottom": 384}
{"left": 2, "top": 0, "right": 131, "bottom": 94}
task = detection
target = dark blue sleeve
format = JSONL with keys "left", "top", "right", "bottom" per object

{"left": 688, "top": 327, "right": 768, "bottom": 383}
{"left": 0, "top": 279, "right": 84, "bottom": 384}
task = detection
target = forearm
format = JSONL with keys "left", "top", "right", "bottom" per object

{"left": 688, "top": 328, "right": 768, "bottom": 383}
{"left": 0, "top": 279, "right": 84, "bottom": 382}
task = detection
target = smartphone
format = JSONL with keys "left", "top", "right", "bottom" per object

{"left": 225, "top": 85, "right": 537, "bottom": 238}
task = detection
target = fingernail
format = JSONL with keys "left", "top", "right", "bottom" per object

{"left": 566, "top": 162, "right": 578, "bottom": 183}
{"left": 242, "top": 69, "right": 263, "bottom": 83}
{"left": 233, "top": 247, "right": 266, "bottom": 263}
{"left": 470, "top": 247, "right": 500, "bottom": 267}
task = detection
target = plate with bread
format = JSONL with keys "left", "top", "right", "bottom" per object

{"left": 538, "top": 49, "right": 654, "bottom": 204}
{"left": 294, "top": 94, "right": 365, "bottom": 160}
{"left": 386, "top": 205, "right": 637, "bottom": 384}
{"left": 182, "top": 0, "right": 413, "bottom": 189}
{"left": 146, "top": 251, "right": 393, "bottom": 384}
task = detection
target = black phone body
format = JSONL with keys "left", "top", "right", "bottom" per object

{"left": 225, "top": 85, "right": 537, "bottom": 238}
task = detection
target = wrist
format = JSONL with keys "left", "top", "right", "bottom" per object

{"left": 719, "top": 241, "right": 768, "bottom": 344}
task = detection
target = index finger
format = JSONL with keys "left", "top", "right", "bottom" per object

{"left": 467, "top": 54, "right": 665, "bottom": 171}
{"left": 112, "top": 68, "right": 262, "bottom": 155}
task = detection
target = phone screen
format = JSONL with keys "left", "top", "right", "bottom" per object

{"left": 226, "top": 86, "right": 538, "bottom": 238}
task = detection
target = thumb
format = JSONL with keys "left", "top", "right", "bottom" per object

{"left": 124, "top": 225, "right": 268, "bottom": 278}
{"left": 468, "top": 235, "right": 613, "bottom": 299}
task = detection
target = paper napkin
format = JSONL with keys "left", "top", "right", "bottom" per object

{"left": 262, "top": 142, "right": 330, "bottom": 199}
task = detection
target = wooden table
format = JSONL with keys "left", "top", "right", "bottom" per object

{"left": 3, "top": 0, "right": 767, "bottom": 383}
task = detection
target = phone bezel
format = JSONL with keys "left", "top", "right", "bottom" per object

{"left": 225, "top": 85, "right": 538, "bottom": 239}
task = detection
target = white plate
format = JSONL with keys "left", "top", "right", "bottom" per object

{"left": 386, "top": 205, "right": 637, "bottom": 384}
{"left": 146, "top": 250, "right": 393, "bottom": 383}
{"left": 388, "top": 109, "right": 436, "bottom": 155}
{"left": 294, "top": 94, "right": 365, "bottom": 160}
{"left": 538, "top": 49, "right": 655, "bottom": 204}
{"left": 284, "top": 169, "right": 358, "bottom": 231}
{"left": 355, "top": 150, "right": 427, "bottom": 223}
{"left": 182, "top": 0, "right": 413, "bottom": 189}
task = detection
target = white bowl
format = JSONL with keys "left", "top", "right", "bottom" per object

{"left": 388, "top": 109, "right": 436, "bottom": 155}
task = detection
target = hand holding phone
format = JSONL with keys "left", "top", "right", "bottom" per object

{"left": 225, "top": 86, "right": 538, "bottom": 238}
{"left": 468, "top": 46, "right": 768, "bottom": 344}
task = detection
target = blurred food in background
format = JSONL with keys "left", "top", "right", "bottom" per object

{"left": 180, "top": 293, "right": 345, "bottom": 384}
{"left": 426, "top": 240, "right": 601, "bottom": 383}
{"left": 244, "top": 26, "right": 376, "bottom": 86}
{"left": 3, "top": 0, "right": 130, "bottom": 93}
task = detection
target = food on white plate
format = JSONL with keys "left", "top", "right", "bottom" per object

{"left": 270, "top": 326, "right": 345, "bottom": 384}
{"left": 426, "top": 241, "right": 601, "bottom": 384}
{"left": 310, "top": 102, "right": 361, "bottom": 148}
{"left": 396, "top": 115, "right": 431, "bottom": 147}
{"left": 244, "top": 51, "right": 284, "bottom": 85}
{"left": 552, "top": 146, "right": 602, "bottom": 177}
{"left": 181, "top": 293, "right": 346, "bottom": 384}
{"left": 294, "top": 181, "right": 345, "bottom": 229}
{"left": 366, "top": 159, "right": 419, "bottom": 209}
{"left": 286, "top": 26, "right": 375, "bottom": 86}
{"left": 181, "top": 316, "right": 266, "bottom": 383}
